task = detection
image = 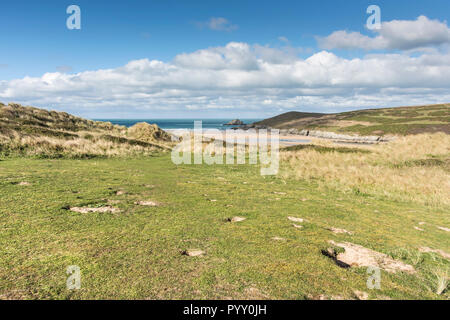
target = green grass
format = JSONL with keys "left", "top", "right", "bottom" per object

{"left": 0, "top": 155, "right": 448, "bottom": 299}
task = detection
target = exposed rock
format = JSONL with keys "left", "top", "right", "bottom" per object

{"left": 327, "top": 240, "right": 416, "bottom": 274}
{"left": 326, "top": 227, "right": 353, "bottom": 235}
{"left": 353, "top": 290, "right": 369, "bottom": 300}
{"left": 116, "top": 190, "right": 127, "bottom": 196}
{"left": 272, "top": 237, "right": 286, "bottom": 241}
{"left": 224, "top": 119, "right": 245, "bottom": 126}
{"left": 18, "top": 181, "right": 31, "bottom": 186}
{"left": 414, "top": 226, "right": 424, "bottom": 232}
{"left": 228, "top": 216, "right": 246, "bottom": 223}
{"left": 69, "top": 206, "right": 120, "bottom": 213}
{"left": 182, "top": 249, "right": 205, "bottom": 257}
{"left": 292, "top": 224, "right": 303, "bottom": 229}
{"left": 437, "top": 226, "right": 450, "bottom": 232}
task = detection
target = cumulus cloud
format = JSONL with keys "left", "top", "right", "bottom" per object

{"left": 1, "top": 42, "right": 450, "bottom": 117}
{"left": 318, "top": 16, "right": 450, "bottom": 51}
{"left": 196, "top": 17, "right": 238, "bottom": 32}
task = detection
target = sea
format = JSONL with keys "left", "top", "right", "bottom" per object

{"left": 94, "top": 119, "right": 262, "bottom": 130}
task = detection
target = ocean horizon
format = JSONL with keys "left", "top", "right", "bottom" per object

{"left": 94, "top": 119, "right": 262, "bottom": 130}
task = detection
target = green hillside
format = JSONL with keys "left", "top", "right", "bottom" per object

{"left": 254, "top": 103, "right": 450, "bottom": 136}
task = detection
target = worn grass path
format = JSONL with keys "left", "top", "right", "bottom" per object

{"left": 0, "top": 155, "right": 448, "bottom": 299}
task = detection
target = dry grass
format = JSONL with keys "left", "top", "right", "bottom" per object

{"left": 0, "top": 133, "right": 161, "bottom": 158}
{"left": 280, "top": 133, "right": 450, "bottom": 207}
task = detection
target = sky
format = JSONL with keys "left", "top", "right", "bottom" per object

{"left": 1, "top": 0, "right": 450, "bottom": 119}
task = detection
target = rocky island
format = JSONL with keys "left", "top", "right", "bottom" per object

{"left": 224, "top": 119, "right": 245, "bottom": 126}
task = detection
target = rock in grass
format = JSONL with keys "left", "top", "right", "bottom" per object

{"left": 135, "top": 200, "right": 159, "bottom": 206}
{"left": 326, "top": 227, "right": 353, "bottom": 235}
{"left": 414, "top": 226, "right": 424, "bottom": 232}
{"left": 18, "top": 182, "right": 31, "bottom": 186}
{"left": 69, "top": 206, "right": 120, "bottom": 213}
{"left": 182, "top": 249, "right": 205, "bottom": 257}
{"left": 353, "top": 290, "right": 369, "bottom": 300}
{"left": 228, "top": 217, "right": 246, "bottom": 223}
{"left": 292, "top": 224, "right": 303, "bottom": 229}
{"left": 437, "top": 226, "right": 450, "bottom": 232}
{"left": 272, "top": 237, "right": 286, "bottom": 241}
{"left": 288, "top": 216, "right": 304, "bottom": 223}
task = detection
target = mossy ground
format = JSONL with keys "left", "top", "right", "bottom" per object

{"left": 0, "top": 154, "right": 448, "bottom": 299}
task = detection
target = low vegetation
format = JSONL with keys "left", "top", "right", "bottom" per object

{"left": 280, "top": 133, "right": 450, "bottom": 207}
{"left": 0, "top": 102, "right": 448, "bottom": 299}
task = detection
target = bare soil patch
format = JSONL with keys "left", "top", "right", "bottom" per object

{"left": 326, "top": 241, "right": 416, "bottom": 274}
{"left": 135, "top": 200, "right": 159, "bottom": 206}
{"left": 69, "top": 206, "right": 120, "bottom": 213}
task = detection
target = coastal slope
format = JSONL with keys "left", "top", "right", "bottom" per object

{"left": 0, "top": 102, "right": 173, "bottom": 158}
{"left": 252, "top": 103, "right": 450, "bottom": 136}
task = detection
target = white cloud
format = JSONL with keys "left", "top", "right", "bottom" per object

{"left": 318, "top": 16, "right": 450, "bottom": 51}
{"left": 1, "top": 42, "right": 450, "bottom": 117}
{"left": 196, "top": 17, "right": 238, "bottom": 32}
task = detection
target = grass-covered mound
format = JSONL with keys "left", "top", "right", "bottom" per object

{"left": 0, "top": 102, "right": 173, "bottom": 158}
{"left": 254, "top": 103, "right": 450, "bottom": 136}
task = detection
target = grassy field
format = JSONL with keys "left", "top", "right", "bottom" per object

{"left": 255, "top": 103, "right": 450, "bottom": 136}
{"left": 1, "top": 146, "right": 448, "bottom": 299}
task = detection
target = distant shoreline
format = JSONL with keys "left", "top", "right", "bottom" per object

{"left": 94, "top": 119, "right": 262, "bottom": 130}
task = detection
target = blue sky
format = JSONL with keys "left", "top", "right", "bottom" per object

{"left": 1, "top": 0, "right": 450, "bottom": 118}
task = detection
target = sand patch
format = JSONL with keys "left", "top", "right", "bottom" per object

{"left": 419, "top": 247, "right": 450, "bottom": 260}
{"left": 69, "top": 206, "right": 120, "bottom": 213}
{"left": 327, "top": 240, "right": 416, "bottom": 274}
